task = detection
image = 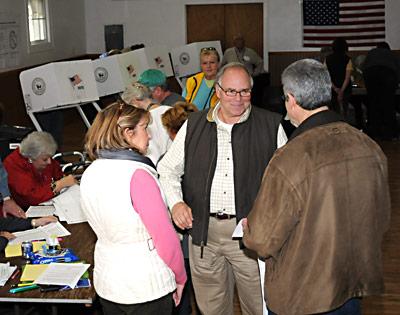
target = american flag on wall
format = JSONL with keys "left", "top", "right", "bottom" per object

{"left": 303, "top": 0, "right": 385, "bottom": 48}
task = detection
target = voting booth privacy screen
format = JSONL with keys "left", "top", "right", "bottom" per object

{"left": 170, "top": 41, "right": 222, "bottom": 78}
{"left": 20, "top": 60, "right": 99, "bottom": 113}
{"left": 93, "top": 45, "right": 173, "bottom": 97}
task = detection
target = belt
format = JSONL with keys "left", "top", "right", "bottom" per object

{"left": 209, "top": 212, "right": 236, "bottom": 220}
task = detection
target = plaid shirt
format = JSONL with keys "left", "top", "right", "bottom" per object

{"left": 157, "top": 103, "right": 287, "bottom": 214}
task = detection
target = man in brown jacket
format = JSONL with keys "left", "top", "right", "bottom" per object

{"left": 243, "top": 59, "right": 391, "bottom": 315}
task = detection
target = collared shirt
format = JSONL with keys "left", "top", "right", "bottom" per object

{"left": 157, "top": 103, "right": 288, "bottom": 213}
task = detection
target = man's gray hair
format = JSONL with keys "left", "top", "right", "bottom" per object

{"left": 281, "top": 59, "right": 331, "bottom": 110}
{"left": 19, "top": 131, "right": 58, "bottom": 160}
{"left": 121, "top": 83, "right": 152, "bottom": 104}
{"left": 216, "top": 62, "right": 254, "bottom": 87}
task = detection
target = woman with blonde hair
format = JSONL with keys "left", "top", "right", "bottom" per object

{"left": 121, "top": 83, "right": 171, "bottom": 165}
{"left": 80, "top": 102, "right": 186, "bottom": 315}
{"left": 182, "top": 47, "right": 220, "bottom": 110}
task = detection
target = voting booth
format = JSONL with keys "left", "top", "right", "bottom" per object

{"left": 20, "top": 60, "right": 100, "bottom": 130}
{"left": 93, "top": 45, "right": 174, "bottom": 97}
{"left": 170, "top": 41, "right": 223, "bottom": 78}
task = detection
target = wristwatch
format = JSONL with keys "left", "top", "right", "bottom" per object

{"left": 31, "top": 219, "right": 37, "bottom": 228}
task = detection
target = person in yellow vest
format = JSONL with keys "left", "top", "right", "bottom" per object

{"left": 182, "top": 47, "right": 220, "bottom": 110}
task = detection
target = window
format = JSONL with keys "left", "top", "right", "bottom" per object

{"left": 27, "top": 0, "right": 51, "bottom": 49}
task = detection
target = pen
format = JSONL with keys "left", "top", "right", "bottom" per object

{"left": 9, "top": 284, "right": 39, "bottom": 294}
{"left": 10, "top": 268, "right": 20, "bottom": 280}
{"left": 11, "top": 282, "right": 35, "bottom": 288}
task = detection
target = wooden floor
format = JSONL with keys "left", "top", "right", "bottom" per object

{"left": 61, "top": 112, "right": 400, "bottom": 314}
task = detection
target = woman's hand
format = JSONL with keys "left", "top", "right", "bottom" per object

{"left": 172, "top": 283, "right": 185, "bottom": 306}
{"left": 34, "top": 216, "right": 58, "bottom": 227}
{"left": 55, "top": 175, "right": 78, "bottom": 193}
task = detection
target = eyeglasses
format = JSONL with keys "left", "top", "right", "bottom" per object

{"left": 201, "top": 47, "right": 217, "bottom": 52}
{"left": 281, "top": 94, "right": 289, "bottom": 102}
{"left": 217, "top": 83, "right": 251, "bottom": 97}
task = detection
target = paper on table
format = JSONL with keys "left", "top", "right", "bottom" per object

{"left": 232, "top": 218, "right": 245, "bottom": 238}
{"left": 5, "top": 243, "right": 22, "bottom": 257}
{"left": 20, "top": 264, "right": 49, "bottom": 282}
{"left": 0, "top": 263, "right": 17, "bottom": 286}
{"left": 8, "top": 222, "right": 71, "bottom": 245}
{"left": 26, "top": 205, "right": 56, "bottom": 217}
{"left": 34, "top": 263, "right": 90, "bottom": 289}
{"left": 52, "top": 184, "right": 87, "bottom": 224}
{"left": 32, "top": 241, "right": 47, "bottom": 252}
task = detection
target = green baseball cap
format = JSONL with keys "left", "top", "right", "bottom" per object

{"left": 138, "top": 69, "right": 167, "bottom": 87}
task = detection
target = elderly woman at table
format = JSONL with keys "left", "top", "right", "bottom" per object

{"left": 80, "top": 102, "right": 186, "bottom": 315}
{"left": 3, "top": 131, "right": 77, "bottom": 210}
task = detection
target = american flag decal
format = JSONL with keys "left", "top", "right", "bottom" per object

{"left": 303, "top": 0, "right": 385, "bottom": 48}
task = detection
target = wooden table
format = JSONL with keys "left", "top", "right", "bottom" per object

{"left": 0, "top": 222, "right": 97, "bottom": 315}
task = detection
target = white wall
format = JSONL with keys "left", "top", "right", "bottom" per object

{"left": 0, "top": 0, "right": 86, "bottom": 72}
{"left": 85, "top": 0, "right": 400, "bottom": 54}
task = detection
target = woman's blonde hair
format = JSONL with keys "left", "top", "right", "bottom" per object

{"left": 85, "top": 102, "right": 149, "bottom": 160}
{"left": 161, "top": 102, "right": 198, "bottom": 135}
{"left": 121, "top": 82, "right": 152, "bottom": 104}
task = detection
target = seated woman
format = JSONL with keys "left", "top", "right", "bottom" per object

{"left": 121, "top": 83, "right": 171, "bottom": 165}
{"left": 80, "top": 102, "right": 186, "bottom": 315}
{"left": 3, "top": 131, "right": 77, "bottom": 210}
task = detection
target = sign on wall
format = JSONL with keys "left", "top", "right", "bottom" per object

{"left": 0, "top": 13, "right": 20, "bottom": 69}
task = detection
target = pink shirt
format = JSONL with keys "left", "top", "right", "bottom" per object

{"left": 130, "top": 169, "right": 186, "bottom": 285}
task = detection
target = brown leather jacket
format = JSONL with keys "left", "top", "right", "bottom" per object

{"left": 244, "top": 111, "right": 390, "bottom": 315}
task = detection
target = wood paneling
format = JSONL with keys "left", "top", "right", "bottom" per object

{"left": 268, "top": 50, "right": 400, "bottom": 87}
{"left": 186, "top": 3, "right": 263, "bottom": 54}
{"left": 186, "top": 5, "right": 226, "bottom": 47}
{"left": 224, "top": 4, "right": 263, "bottom": 56}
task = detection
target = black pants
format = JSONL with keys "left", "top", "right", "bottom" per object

{"left": 100, "top": 293, "right": 173, "bottom": 315}
{"left": 364, "top": 66, "right": 398, "bottom": 139}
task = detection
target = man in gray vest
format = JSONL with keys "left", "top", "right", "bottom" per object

{"left": 158, "top": 62, "right": 287, "bottom": 315}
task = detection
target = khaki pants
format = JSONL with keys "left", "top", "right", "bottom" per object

{"left": 189, "top": 217, "right": 263, "bottom": 315}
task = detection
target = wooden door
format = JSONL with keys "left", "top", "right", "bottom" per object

{"left": 186, "top": 3, "right": 263, "bottom": 56}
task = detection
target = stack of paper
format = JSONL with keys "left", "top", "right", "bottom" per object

{"left": 26, "top": 205, "right": 56, "bottom": 218}
{"left": 34, "top": 263, "right": 90, "bottom": 289}
{"left": 8, "top": 222, "right": 71, "bottom": 245}
{"left": 52, "top": 185, "right": 87, "bottom": 224}
{"left": 0, "top": 263, "right": 17, "bottom": 286}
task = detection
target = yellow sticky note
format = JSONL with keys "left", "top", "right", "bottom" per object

{"left": 5, "top": 243, "right": 22, "bottom": 257}
{"left": 20, "top": 264, "right": 49, "bottom": 282}
{"left": 32, "top": 241, "right": 46, "bottom": 252}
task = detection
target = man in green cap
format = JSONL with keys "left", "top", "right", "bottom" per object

{"left": 138, "top": 69, "right": 185, "bottom": 106}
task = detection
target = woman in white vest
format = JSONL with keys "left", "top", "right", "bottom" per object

{"left": 80, "top": 102, "right": 186, "bottom": 315}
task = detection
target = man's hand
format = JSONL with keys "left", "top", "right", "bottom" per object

{"left": 173, "top": 283, "right": 185, "bottom": 306}
{"left": 34, "top": 216, "right": 58, "bottom": 227}
{"left": 171, "top": 202, "right": 193, "bottom": 229}
{"left": 3, "top": 199, "right": 26, "bottom": 218}
{"left": 0, "top": 231, "right": 16, "bottom": 240}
